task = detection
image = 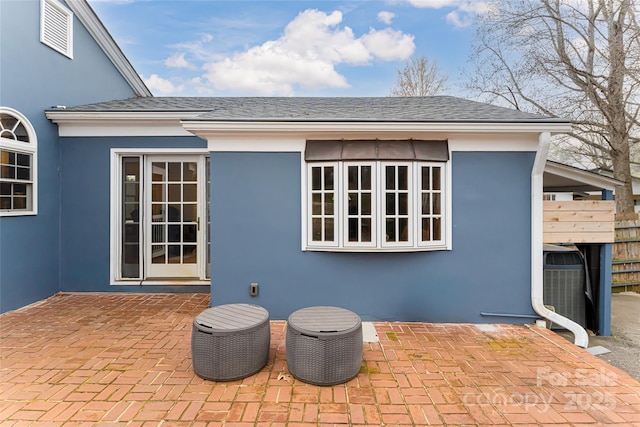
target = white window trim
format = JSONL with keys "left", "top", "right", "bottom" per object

{"left": 343, "top": 162, "right": 377, "bottom": 249}
{"left": 304, "top": 159, "right": 451, "bottom": 252}
{"left": 40, "top": 0, "right": 74, "bottom": 59}
{"left": 109, "top": 148, "right": 209, "bottom": 285}
{"left": 0, "top": 107, "right": 38, "bottom": 216}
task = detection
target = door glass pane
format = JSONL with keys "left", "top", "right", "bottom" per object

{"left": 168, "top": 184, "right": 181, "bottom": 202}
{"left": 152, "top": 162, "right": 165, "bottom": 181}
{"left": 168, "top": 162, "right": 181, "bottom": 181}
{"left": 183, "top": 162, "right": 197, "bottom": 181}
{"left": 121, "top": 157, "right": 140, "bottom": 278}
{"left": 183, "top": 184, "right": 197, "bottom": 202}
{"left": 184, "top": 204, "right": 196, "bottom": 222}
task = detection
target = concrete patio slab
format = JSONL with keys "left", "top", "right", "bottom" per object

{"left": 1, "top": 293, "right": 639, "bottom": 426}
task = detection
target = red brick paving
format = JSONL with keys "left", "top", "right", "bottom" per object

{"left": 1, "top": 293, "right": 639, "bottom": 426}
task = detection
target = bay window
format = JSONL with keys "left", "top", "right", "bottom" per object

{"left": 305, "top": 140, "right": 449, "bottom": 251}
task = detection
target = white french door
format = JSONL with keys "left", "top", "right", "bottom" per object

{"left": 144, "top": 155, "right": 206, "bottom": 279}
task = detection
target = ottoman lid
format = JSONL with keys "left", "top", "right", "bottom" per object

{"left": 195, "top": 304, "right": 269, "bottom": 333}
{"left": 288, "top": 306, "right": 361, "bottom": 335}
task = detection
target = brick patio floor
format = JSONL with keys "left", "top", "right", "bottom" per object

{"left": 1, "top": 293, "right": 639, "bottom": 426}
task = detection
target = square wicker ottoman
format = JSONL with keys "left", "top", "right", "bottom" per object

{"left": 191, "top": 303, "right": 270, "bottom": 381}
{"left": 286, "top": 306, "right": 362, "bottom": 386}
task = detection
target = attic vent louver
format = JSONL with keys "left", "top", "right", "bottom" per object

{"left": 41, "top": 0, "right": 73, "bottom": 59}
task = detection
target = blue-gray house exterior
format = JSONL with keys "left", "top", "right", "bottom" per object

{"left": 0, "top": 0, "right": 149, "bottom": 313}
{"left": 4, "top": 0, "right": 603, "bottom": 344}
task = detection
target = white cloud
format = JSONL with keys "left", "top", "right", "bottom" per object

{"left": 164, "top": 53, "right": 196, "bottom": 69}
{"left": 378, "top": 11, "right": 395, "bottom": 24}
{"left": 143, "top": 74, "right": 184, "bottom": 95}
{"left": 407, "top": 0, "right": 490, "bottom": 28}
{"left": 361, "top": 28, "right": 415, "bottom": 61}
{"left": 200, "top": 9, "right": 415, "bottom": 96}
{"left": 407, "top": 0, "right": 459, "bottom": 8}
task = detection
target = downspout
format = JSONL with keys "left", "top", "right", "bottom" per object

{"left": 531, "top": 132, "right": 589, "bottom": 348}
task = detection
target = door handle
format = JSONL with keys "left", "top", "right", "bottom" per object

{"left": 197, "top": 217, "right": 200, "bottom": 231}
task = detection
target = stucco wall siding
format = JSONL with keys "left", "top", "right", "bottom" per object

{"left": 0, "top": 0, "right": 138, "bottom": 313}
{"left": 210, "top": 151, "right": 536, "bottom": 323}
{"left": 58, "top": 136, "right": 208, "bottom": 294}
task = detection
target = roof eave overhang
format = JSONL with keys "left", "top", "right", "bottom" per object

{"left": 544, "top": 161, "right": 623, "bottom": 192}
{"left": 45, "top": 110, "right": 572, "bottom": 137}
{"left": 181, "top": 120, "right": 573, "bottom": 137}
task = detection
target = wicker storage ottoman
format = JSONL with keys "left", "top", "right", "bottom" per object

{"left": 191, "top": 303, "right": 270, "bottom": 381}
{"left": 286, "top": 306, "right": 362, "bottom": 386}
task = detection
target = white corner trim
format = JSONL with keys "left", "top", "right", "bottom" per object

{"left": 65, "top": 0, "right": 151, "bottom": 96}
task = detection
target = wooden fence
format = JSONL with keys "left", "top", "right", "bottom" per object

{"left": 543, "top": 200, "right": 615, "bottom": 244}
{"left": 613, "top": 219, "right": 640, "bottom": 293}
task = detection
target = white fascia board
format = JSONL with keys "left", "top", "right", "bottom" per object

{"left": 181, "top": 120, "right": 572, "bottom": 136}
{"left": 545, "top": 162, "right": 622, "bottom": 191}
{"left": 46, "top": 111, "right": 195, "bottom": 136}
{"left": 186, "top": 122, "right": 563, "bottom": 153}
{"left": 65, "top": 0, "right": 152, "bottom": 97}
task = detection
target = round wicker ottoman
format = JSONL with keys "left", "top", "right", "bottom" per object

{"left": 286, "top": 306, "right": 362, "bottom": 386}
{"left": 191, "top": 303, "right": 270, "bottom": 381}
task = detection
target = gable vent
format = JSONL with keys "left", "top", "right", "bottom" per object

{"left": 41, "top": 0, "right": 73, "bottom": 59}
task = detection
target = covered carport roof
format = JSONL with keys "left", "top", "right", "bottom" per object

{"left": 544, "top": 160, "right": 622, "bottom": 192}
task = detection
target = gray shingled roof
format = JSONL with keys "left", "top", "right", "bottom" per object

{"left": 56, "top": 96, "right": 569, "bottom": 123}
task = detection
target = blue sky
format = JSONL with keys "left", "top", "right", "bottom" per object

{"left": 88, "top": 0, "right": 488, "bottom": 97}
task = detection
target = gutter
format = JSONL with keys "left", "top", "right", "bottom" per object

{"left": 531, "top": 132, "right": 588, "bottom": 348}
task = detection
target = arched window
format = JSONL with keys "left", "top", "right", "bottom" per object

{"left": 0, "top": 108, "right": 37, "bottom": 215}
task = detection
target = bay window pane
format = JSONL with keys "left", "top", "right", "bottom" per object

{"left": 386, "top": 166, "right": 395, "bottom": 190}
{"left": 399, "top": 218, "right": 408, "bottom": 241}
{"left": 433, "top": 168, "right": 441, "bottom": 190}
{"left": 348, "top": 193, "right": 358, "bottom": 215}
{"left": 312, "top": 218, "right": 322, "bottom": 241}
{"left": 312, "top": 193, "right": 321, "bottom": 215}
{"left": 398, "top": 166, "right": 408, "bottom": 190}
{"left": 361, "top": 193, "right": 370, "bottom": 215}
{"left": 326, "top": 192, "right": 334, "bottom": 215}
{"left": 433, "top": 193, "right": 441, "bottom": 215}
{"left": 386, "top": 193, "right": 395, "bottom": 215}
{"left": 422, "top": 218, "right": 431, "bottom": 241}
{"left": 434, "top": 217, "right": 442, "bottom": 240}
{"left": 422, "top": 194, "right": 430, "bottom": 215}
{"left": 361, "top": 218, "right": 371, "bottom": 242}
{"left": 348, "top": 218, "right": 358, "bottom": 241}
{"left": 312, "top": 167, "right": 321, "bottom": 190}
{"left": 422, "top": 167, "right": 430, "bottom": 190}
{"left": 324, "top": 167, "right": 334, "bottom": 190}
{"left": 386, "top": 218, "right": 395, "bottom": 241}
{"left": 325, "top": 218, "right": 334, "bottom": 241}
{"left": 348, "top": 166, "right": 358, "bottom": 190}
{"left": 399, "top": 193, "right": 408, "bottom": 215}
{"left": 362, "top": 166, "right": 371, "bottom": 190}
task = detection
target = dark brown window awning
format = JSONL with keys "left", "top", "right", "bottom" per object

{"left": 305, "top": 140, "right": 449, "bottom": 162}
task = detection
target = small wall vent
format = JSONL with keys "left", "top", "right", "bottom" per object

{"left": 41, "top": 0, "right": 73, "bottom": 59}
